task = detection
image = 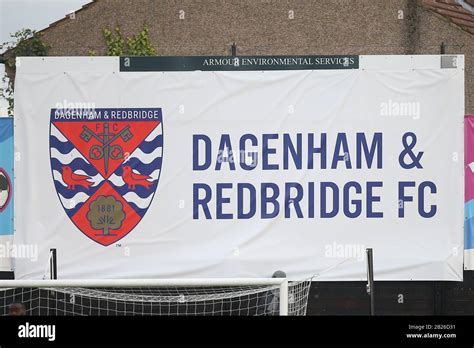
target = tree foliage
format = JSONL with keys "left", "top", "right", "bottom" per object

{"left": 0, "top": 28, "right": 49, "bottom": 115}
{"left": 87, "top": 196, "right": 125, "bottom": 236}
{"left": 103, "top": 25, "right": 156, "bottom": 56}
{"left": 0, "top": 25, "right": 156, "bottom": 115}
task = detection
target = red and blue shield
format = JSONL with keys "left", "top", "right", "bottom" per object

{"left": 49, "top": 108, "right": 163, "bottom": 246}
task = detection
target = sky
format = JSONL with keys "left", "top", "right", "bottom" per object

{"left": 0, "top": 0, "right": 92, "bottom": 115}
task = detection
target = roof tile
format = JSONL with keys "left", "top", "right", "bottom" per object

{"left": 423, "top": 0, "right": 474, "bottom": 35}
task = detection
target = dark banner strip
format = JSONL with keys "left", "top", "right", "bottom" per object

{"left": 0, "top": 315, "right": 472, "bottom": 345}
{"left": 120, "top": 55, "right": 359, "bottom": 72}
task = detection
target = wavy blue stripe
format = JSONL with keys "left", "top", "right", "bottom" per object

{"left": 50, "top": 158, "right": 99, "bottom": 176}
{"left": 53, "top": 180, "right": 96, "bottom": 199}
{"left": 144, "top": 129, "right": 162, "bottom": 142}
{"left": 127, "top": 201, "right": 147, "bottom": 217}
{"left": 139, "top": 135, "right": 163, "bottom": 153}
{"left": 50, "top": 136, "right": 75, "bottom": 154}
{"left": 112, "top": 182, "right": 158, "bottom": 199}
{"left": 115, "top": 157, "right": 162, "bottom": 176}
{"left": 143, "top": 131, "right": 162, "bottom": 142}
{"left": 63, "top": 202, "right": 85, "bottom": 218}
{"left": 137, "top": 142, "right": 162, "bottom": 154}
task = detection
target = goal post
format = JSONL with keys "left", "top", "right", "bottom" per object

{"left": 0, "top": 277, "right": 311, "bottom": 316}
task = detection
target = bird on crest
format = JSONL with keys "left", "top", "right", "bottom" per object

{"left": 61, "top": 166, "right": 93, "bottom": 190}
{"left": 122, "top": 165, "right": 153, "bottom": 190}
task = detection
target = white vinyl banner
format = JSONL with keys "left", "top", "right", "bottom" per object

{"left": 14, "top": 55, "right": 464, "bottom": 280}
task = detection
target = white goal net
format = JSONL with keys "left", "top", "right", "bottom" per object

{"left": 0, "top": 278, "right": 312, "bottom": 316}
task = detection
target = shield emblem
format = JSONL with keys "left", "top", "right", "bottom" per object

{"left": 49, "top": 108, "right": 163, "bottom": 246}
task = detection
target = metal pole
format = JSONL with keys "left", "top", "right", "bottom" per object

{"left": 279, "top": 279, "right": 289, "bottom": 316}
{"left": 366, "top": 248, "right": 375, "bottom": 315}
{"left": 50, "top": 248, "right": 57, "bottom": 280}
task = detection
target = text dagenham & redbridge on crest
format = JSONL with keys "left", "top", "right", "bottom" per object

{"left": 53, "top": 108, "right": 161, "bottom": 120}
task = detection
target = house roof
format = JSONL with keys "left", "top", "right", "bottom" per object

{"left": 21, "top": 0, "right": 474, "bottom": 38}
{"left": 422, "top": 0, "right": 474, "bottom": 35}
{"left": 38, "top": 0, "right": 98, "bottom": 34}
{"left": 33, "top": 0, "right": 474, "bottom": 39}
{"left": 39, "top": 0, "right": 474, "bottom": 37}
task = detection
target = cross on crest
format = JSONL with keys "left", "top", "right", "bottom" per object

{"left": 80, "top": 123, "right": 133, "bottom": 176}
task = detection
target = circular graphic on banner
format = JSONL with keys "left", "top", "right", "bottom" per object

{"left": 0, "top": 168, "right": 12, "bottom": 212}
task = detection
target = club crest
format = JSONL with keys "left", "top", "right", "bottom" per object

{"left": 49, "top": 108, "right": 163, "bottom": 246}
